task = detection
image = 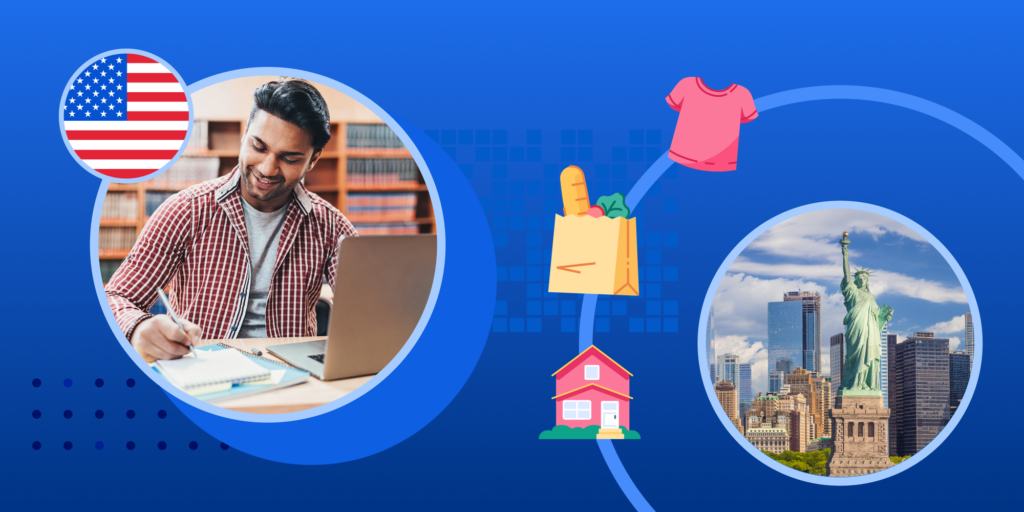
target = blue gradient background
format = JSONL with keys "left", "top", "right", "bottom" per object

{"left": 5, "top": 1, "right": 1021, "bottom": 510}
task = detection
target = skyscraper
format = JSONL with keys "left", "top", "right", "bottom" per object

{"left": 784, "top": 291, "right": 822, "bottom": 374}
{"left": 887, "top": 333, "right": 898, "bottom": 455}
{"left": 717, "top": 353, "right": 739, "bottom": 387}
{"left": 739, "top": 363, "right": 752, "bottom": 421}
{"left": 707, "top": 306, "right": 715, "bottom": 384}
{"left": 769, "top": 370, "right": 785, "bottom": 394}
{"left": 785, "top": 367, "right": 831, "bottom": 443}
{"left": 965, "top": 311, "right": 974, "bottom": 368}
{"left": 715, "top": 381, "right": 743, "bottom": 434}
{"left": 768, "top": 300, "right": 803, "bottom": 380}
{"left": 880, "top": 325, "right": 889, "bottom": 410}
{"left": 894, "top": 332, "right": 951, "bottom": 456}
{"left": 950, "top": 351, "right": 970, "bottom": 417}
{"left": 829, "top": 333, "right": 844, "bottom": 404}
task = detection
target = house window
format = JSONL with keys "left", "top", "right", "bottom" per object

{"left": 563, "top": 400, "right": 591, "bottom": 420}
{"left": 868, "top": 422, "right": 875, "bottom": 437}
{"left": 585, "top": 365, "right": 600, "bottom": 380}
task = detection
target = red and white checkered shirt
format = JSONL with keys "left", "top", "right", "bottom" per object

{"left": 106, "top": 168, "right": 358, "bottom": 342}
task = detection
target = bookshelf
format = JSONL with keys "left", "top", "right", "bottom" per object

{"left": 99, "top": 120, "right": 435, "bottom": 283}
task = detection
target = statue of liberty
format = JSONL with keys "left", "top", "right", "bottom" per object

{"left": 838, "top": 231, "right": 893, "bottom": 395}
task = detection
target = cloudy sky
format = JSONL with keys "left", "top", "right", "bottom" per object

{"left": 711, "top": 209, "right": 969, "bottom": 397}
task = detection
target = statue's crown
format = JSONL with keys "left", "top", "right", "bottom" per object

{"left": 854, "top": 267, "right": 874, "bottom": 277}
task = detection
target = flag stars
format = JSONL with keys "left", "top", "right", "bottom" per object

{"left": 70, "top": 111, "right": 75, "bottom": 117}
{"left": 93, "top": 104, "right": 99, "bottom": 110}
{"left": 77, "top": 91, "right": 82, "bottom": 97}
{"left": 101, "top": 58, "right": 106, "bottom": 63}
{"left": 85, "top": 84, "right": 91, "bottom": 90}
{"left": 108, "top": 104, "right": 114, "bottom": 110}
{"left": 116, "top": 57, "right": 122, "bottom": 63}
{"left": 101, "top": 98, "right": 107, "bottom": 103}
{"left": 116, "top": 71, "right": 122, "bottom": 77}
{"left": 108, "top": 91, "right": 114, "bottom": 97}
{"left": 116, "top": 84, "right": 122, "bottom": 90}
{"left": 77, "top": 78, "right": 83, "bottom": 83}
{"left": 93, "top": 91, "right": 99, "bottom": 96}
{"left": 85, "top": 71, "right": 91, "bottom": 77}
{"left": 108, "top": 64, "right": 114, "bottom": 70}
{"left": 77, "top": 104, "right": 82, "bottom": 110}
{"left": 109, "top": 78, "right": 114, "bottom": 84}
{"left": 101, "top": 71, "right": 106, "bottom": 77}
{"left": 69, "top": 97, "right": 76, "bottom": 103}
{"left": 101, "top": 84, "right": 107, "bottom": 90}
{"left": 116, "top": 111, "right": 122, "bottom": 117}
{"left": 116, "top": 98, "right": 123, "bottom": 103}
{"left": 93, "top": 78, "right": 99, "bottom": 83}
{"left": 101, "top": 111, "right": 106, "bottom": 117}
{"left": 92, "top": 64, "right": 98, "bottom": 70}
{"left": 84, "top": 98, "right": 90, "bottom": 103}
{"left": 85, "top": 111, "right": 91, "bottom": 117}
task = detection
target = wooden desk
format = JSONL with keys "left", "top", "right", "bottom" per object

{"left": 196, "top": 337, "right": 373, "bottom": 415}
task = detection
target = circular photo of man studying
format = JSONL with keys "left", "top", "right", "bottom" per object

{"left": 99, "top": 76, "right": 438, "bottom": 414}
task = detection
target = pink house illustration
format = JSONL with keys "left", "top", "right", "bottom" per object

{"left": 551, "top": 345, "right": 633, "bottom": 438}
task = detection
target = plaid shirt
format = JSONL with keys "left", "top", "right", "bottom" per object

{"left": 106, "top": 168, "right": 358, "bottom": 342}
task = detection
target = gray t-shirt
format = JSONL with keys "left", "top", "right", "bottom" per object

{"left": 238, "top": 198, "right": 290, "bottom": 338}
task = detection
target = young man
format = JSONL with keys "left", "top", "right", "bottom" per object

{"left": 106, "top": 80, "right": 357, "bottom": 362}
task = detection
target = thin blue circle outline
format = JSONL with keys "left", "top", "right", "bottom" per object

{"left": 584, "top": 84, "right": 1013, "bottom": 506}
{"left": 58, "top": 49, "right": 195, "bottom": 184}
{"left": 90, "top": 67, "right": 446, "bottom": 423}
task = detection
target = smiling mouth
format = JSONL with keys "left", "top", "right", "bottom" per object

{"left": 249, "top": 168, "right": 282, "bottom": 187}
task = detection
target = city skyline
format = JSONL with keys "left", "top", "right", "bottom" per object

{"left": 711, "top": 209, "right": 969, "bottom": 397}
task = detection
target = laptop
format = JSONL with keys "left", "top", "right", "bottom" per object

{"left": 268, "top": 234, "right": 436, "bottom": 380}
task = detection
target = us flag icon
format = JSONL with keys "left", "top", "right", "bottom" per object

{"left": 62, "top": 53, "right": 191, "bottom": 180}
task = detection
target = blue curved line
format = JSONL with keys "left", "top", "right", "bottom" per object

{"left": 586, "top": 84, "right": 1018, "bottom": 508}
{"left": 756, "top": 86, "right": 1024, "bottom": 176}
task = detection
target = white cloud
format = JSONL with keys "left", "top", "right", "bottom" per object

{"left": 712, "top": 335, "right": 769, "bottom": 396}
{"left": 728, "top": 260, "right": 967, "bottom": 305}
{"left": 948, "top": 336, "right": 962, "bottom": 351}
{"left": 926, "top": 314, "right": 967, "bottom": 334}
{"left": 746, "top": 209, "right": 926, "bottom": 264}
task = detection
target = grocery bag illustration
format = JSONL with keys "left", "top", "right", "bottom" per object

{"left": 548, "top": 166, "right": 639, "bottom": 296}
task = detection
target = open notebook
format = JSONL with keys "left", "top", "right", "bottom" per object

{"left": 155, "top": 349, "right": 270, "bottom": 391}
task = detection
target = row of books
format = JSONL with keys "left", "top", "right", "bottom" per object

{"left": 346, "top": 193, "right": 418, "bottom": 222}
{"left": 186, "top": 119, "right": 209, "bottom": 151}
{"left": 352, "top": 223, "right": 421, "bottom": 235}
{"left": 102, "top": 191, "right": 138, "bottom": 219}
{"left": 146, "top": 191, "right": 176, "bottom": 216}
{"left": 99, "top": 227, "right": 137, "bottom": 250}
{"left": 347, "top": 123, "right": 405, "bottom": 148}
{"left": 147, "top": 156, "right": 219, "bottom": 189}
{"left": 347, "top": 158, "right": 420, "bottom": 188}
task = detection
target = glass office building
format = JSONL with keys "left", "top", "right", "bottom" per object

{"left": 717, "top": 354, "right": 739, "bottom": 387}
{"left": 895, "top": 333, "right": 951, "bottom": 456}
{"left": 880, "top": 325, "right": 889, "bottom": 409}
{"left": 965, "top": 311, "right": 974, "bottom": 368}
{"left": 784, "top": 291, "right": 822, "bottom": 374}
{"left": 949, "top": 351, "right": 970, "bottom": 417}
{"left": 768, "top": 300, "right": 803, "bottom": 377}
{"left": 769, "top": 370, "right": 784, "bottom": 394}
{"left": 739, "top": 363, "right": 752, "bottom": 420}
{"left": 707, "top": 306, "right": 715, "bottom": 384}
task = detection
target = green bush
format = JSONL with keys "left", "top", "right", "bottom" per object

{"left": 762, "top": 449, "right": 831, "bottom": 476}
{"left": 889, "top": 455, "right": 911, "bottom": 464}
{"left": 538, "top": 425, "right": 642, "bottom": 440}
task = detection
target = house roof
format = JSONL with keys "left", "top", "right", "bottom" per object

{"left": 551, "top": 345, "right": 633, "bottom": 378}
{"left": 552, "top": 383, "right": 633, "bottom": 401}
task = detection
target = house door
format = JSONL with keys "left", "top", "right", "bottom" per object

{"left": 601, "top": 402, "right": 619, "bottom": 429}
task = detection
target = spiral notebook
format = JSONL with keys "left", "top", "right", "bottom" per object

{"left": 156, "top": 348, "right": 270, "bottom": 391}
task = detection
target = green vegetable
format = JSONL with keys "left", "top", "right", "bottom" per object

{"left": 596, "top": 193, "right": 630, "bottom": 219}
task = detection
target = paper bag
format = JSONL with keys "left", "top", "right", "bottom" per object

{"left": 548, "top": 215, "right": 639, "bottom": 296}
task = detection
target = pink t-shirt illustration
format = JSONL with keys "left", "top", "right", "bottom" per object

{"left": 665, "top": 77, "right": 757, "bottom": 172}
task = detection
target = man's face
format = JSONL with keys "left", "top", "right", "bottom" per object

{"left": 239, "top": 109, "right": 320, "bottom": 211}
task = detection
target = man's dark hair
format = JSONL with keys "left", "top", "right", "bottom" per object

{"left": 248, "top": 80, "right": 331, "bottom": 154}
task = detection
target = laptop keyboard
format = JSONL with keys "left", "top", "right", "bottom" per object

{"left": 308, "top": 354, "right": 325, "bottom": 364}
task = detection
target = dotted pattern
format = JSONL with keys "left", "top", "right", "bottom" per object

{"left": 29, "top": 377, "right": 227, "bottom": 452}
{"left": 423, "top": 128, "right": 679, "bottom": 334}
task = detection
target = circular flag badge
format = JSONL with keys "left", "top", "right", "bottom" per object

{"left": 59, "top": 50, "right": 192, "bottom": 181}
